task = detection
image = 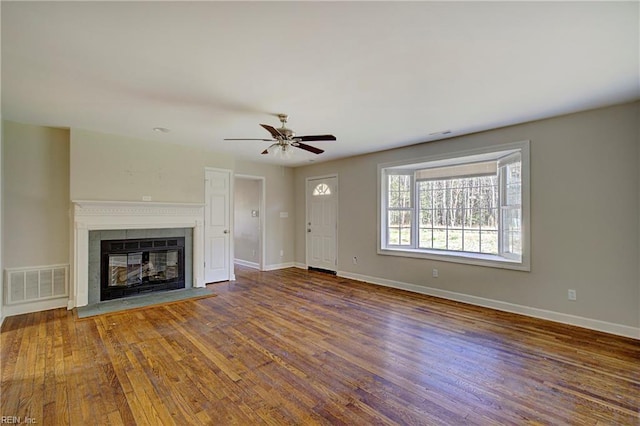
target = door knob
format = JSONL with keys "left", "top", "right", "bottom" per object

{"left": 223, "top": 229, "right": 229, "bottom": 234}
{"left": 307, "top": 229, "right": 311, "bottom": 233}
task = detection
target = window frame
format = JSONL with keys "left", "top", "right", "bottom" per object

{"left": 377, "top": 140, "right": 530, "bottom": 271}
{"left": 386, "top": 171, "right": 415, "bottom": 247}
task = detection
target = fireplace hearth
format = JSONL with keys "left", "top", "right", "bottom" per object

{"left": 101, "top": 237, "right": 185, "bottom": 301}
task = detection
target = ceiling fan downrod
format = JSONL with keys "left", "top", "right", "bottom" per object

{"left": 277, "top": 114, "right": 294, "bottom": 139}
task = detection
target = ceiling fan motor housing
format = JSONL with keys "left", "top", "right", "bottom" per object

{"left": 277, "top": 114, "right": 295, "bottom": 139}
{"left": 278, "top": 127, "right": 295, "bottom": 139}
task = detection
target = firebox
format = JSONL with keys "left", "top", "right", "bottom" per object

{"left": 100, "top": 237, "right": 186, "bottom": 301}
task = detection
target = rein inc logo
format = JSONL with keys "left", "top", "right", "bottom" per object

{"left": 1, "top": 417, "right": 37, "bottom": 424}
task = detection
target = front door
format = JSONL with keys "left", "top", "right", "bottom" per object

{"left": 306, "top": 176, "right": 338, "bottom": 271}
{"left": 204, "top": 168, "right": 231, "bottom": 282}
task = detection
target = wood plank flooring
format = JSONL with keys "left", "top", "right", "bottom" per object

{"left": 2, "top": 266, "right": 639, "bottom": 425}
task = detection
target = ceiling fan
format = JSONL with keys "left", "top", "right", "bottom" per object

{"left": 224, "top": 114, "right": 336, "bottom": 156}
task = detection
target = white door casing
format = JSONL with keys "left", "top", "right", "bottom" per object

{"left": 306, "top": 176, "right": 338, "bottom": 271}
{"left": 204, "top": 168, "right": 233, "bottom": 282}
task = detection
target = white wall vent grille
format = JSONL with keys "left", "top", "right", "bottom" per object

{"left": 5, "top": 264, "right": 69, "bottom": 305}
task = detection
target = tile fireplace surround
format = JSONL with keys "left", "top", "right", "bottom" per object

{"left": 71, "top": 200, "right": 205, "bottom": 309}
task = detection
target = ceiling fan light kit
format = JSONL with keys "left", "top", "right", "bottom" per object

{"left": 266, "top": 142, "right": 293, "bottom": 159}
{"left": 224, "top": 113, "right": 336, "bottom": 158}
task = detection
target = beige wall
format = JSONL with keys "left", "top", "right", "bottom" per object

{"left": 637, "top": 103, "right": 640, "bottom": 330}
{"left": 234, "top": 178, "right": 261, "bottom": 264}
{"left": 1, "top": 119, "right": 4, "bottom": 322}
{"left": 235, "top": 161, "right": 295, "bottom": 268}
{"left": 69, "top": 128, "right": 296, "bottom": 269}
{"left": 3, "top": 121, "right": 70, "bottom": 268}
{"left": 70, "top": 128, "right": 234, "bottom": 203}
{"left": 294, "top": 102, "right": 640, "bottom": 329}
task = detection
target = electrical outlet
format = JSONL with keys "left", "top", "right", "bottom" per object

{"left": 142, "top": 195, "right": 152, "bottom": 202}
{"left": 568, "top": 289, "right": 577, "bottom": 301}
{"left": 352, "top": 256, "right": 358, "bottom": 264}
{"left": 432, "top": 268, "right": 438, "bottom": 278}
{"left": 279, "top": 250, "right": 284, "bottom": 257}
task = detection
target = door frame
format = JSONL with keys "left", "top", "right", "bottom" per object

{"left": 234, "top": 174, "right": 266, "bottom": 271}
{"left": 305, "top": 174, "right": 339, "bottom": 270}
{"left": 204, "top": 167, "right": 235, "bottom": 282}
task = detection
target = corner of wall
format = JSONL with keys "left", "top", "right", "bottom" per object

{"left": 1, "top": 118, "right": 5, "bottom": 327}
{"left": 637, "top": 102, "right": 640, "bottom": 330}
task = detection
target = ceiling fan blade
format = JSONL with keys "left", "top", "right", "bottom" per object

{"left": 260, "top": 124, "right": 285, "bottom": 139}
{"left": 296, "top": 134, "right": 336, "bottom": 142}
{"left": 294, "top": 142, "right": 324, "bottom": 154}
{"left": 224, "top": 138, "right": 275, "bottom": 141}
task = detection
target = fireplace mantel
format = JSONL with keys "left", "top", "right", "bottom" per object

{"left": 71, "top": 200, "right": 205, "bottom": 309}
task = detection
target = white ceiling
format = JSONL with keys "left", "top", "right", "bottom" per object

{"left": 2, "top": 1, "right": 639, "bottom": 166}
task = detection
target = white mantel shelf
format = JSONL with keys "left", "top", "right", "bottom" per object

{"left": 72, "top": 200, "right": 204, "bottom": 217}
{"left": 73, "top": 200, "right": 204, "bottom": 207}
{"left": 71, "top": 200, "right": 205, "bottom": 309}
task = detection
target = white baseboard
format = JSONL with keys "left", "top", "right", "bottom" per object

{"left": 234, "top": 259, "right": 260, "bottom": 270}
{"left": 338, "top": 270, "right": 640, "bottom": 340}
{"left": 294, "top": 262, "right": 307, "bottom": 269}
{"left": 2, "top": 297, "right": 69, "bottom": 318}
{"left": 264, "top": 262, "right": 296, "bottom": 271}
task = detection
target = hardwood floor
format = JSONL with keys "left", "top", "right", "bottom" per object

{"left": 2, "top": 266, "right": 639, "bottom": 425}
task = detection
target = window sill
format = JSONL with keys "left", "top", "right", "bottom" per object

{"left": 378, "top": 247, "right": 530, "bottom": 271}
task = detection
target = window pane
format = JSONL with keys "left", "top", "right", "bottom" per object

{"left": 388, "top": 210, "right": 412, "bottom": 246}
{"left": 505, "top": 183, "right": 521, "bottom": 205}
{"left": 479, "top": 179, "right": 498, "bottom": 209}
{"left": 448, "top": 229, "right": 463, "bottom": 251}
{"left": 387, "top": 211, "right": 400, "bottom": 245}
{"left": 502, "top": 208, "right": 522, "bottom": 255}
{"left": 464, "top": 230, "right": 480, "bottom": 252}
{"left": 419, "top": 209, "right": 432, "bottom": 226}
{"left": 419, "top": 227, "right": 433, "bottom": 248}
{"left": 419, "top": 185, "right": 432, "bottom": 209}
{"left": 467, "top": 208, "right": 481, "bottom": 228}
{"left": 482, "top": 208, "right": 498, "bottom": 229}
{"left": 399, "top": 227, "right": 412, "bottom": 246}
{"left": 388, "top": 210, "right": 400, "bottom": 227}
{"left": 388, "top": 228, "right": 400, "bottom": 245}
{"left": 433, "top": 228, "right": 447, "bottom": 250}
{"left": 481, "top": 230, "right": 498, "bottom": 254}
{"left": 388, "top": 175, "right": 412, "bottom": 208}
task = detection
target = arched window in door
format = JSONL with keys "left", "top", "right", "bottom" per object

{"left": 312, "top": 183, "right": 331, "bottom": 196}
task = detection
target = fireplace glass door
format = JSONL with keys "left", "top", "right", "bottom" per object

{"left": 101, "top": 237, "right": 186, "bottom": 300}
{"left": 147, "top": 250, "right": 179, "bottom": 281}
{"left": 108, "top": 253, "right": 143, "bottom": 286}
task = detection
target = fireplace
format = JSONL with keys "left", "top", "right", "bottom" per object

{"left": 71, "top": 200, "right": 205, "bottom": 309}
{"left": 101, "top": 237, "right": 186, "bottom": 301}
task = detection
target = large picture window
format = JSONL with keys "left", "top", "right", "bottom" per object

{"left": 379, "top": 141, "right": 530, "bottom": 270}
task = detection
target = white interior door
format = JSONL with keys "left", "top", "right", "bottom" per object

{"left": 306, "top": 176, "right": 338, "bottom": 271}
{"left": 205, "top": 168, "right": 231, "bottom": 282}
